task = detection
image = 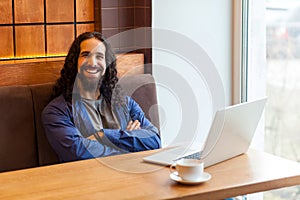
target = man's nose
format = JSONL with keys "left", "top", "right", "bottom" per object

{"left": 87, "top": 55, "right": 97, "bottom": 67}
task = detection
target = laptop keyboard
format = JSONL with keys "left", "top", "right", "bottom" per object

{"left": 175, "top": 151, "right": 202, "bottom": 161}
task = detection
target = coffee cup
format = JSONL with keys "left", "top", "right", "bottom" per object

{"left": 170, "top": 159, "right": 204, "bottom": 181}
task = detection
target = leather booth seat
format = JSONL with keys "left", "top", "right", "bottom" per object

{"left": 0, "top": 74, "right": 159, "bottom": 172}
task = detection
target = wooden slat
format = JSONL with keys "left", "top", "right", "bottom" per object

{"left": 0, "top": 53, "right": 144, "bottom": 86}
{"left": 76, "top": 24, "right": 95, "bottom": 37}
{"left": 14, "top": 0, "right": 44, "bottom": 23}
{"left": 116, "top": 53, "right": 144, "bottom": 77}
{"left": 76, "top": 0, "right": 94, "bottom": 22}
{"left": 46, "top": 0, "right": 74, "bottom": 22}
{"left": 0, "top": 0, "right": 12, "bottom": 24}
{"left": 15, "top": 26, "right": 45, "bottom": 57}
{"left": 0, "top": 60, "right": 64, "bottom": 86}
{"left": 46, "top": 25, "right": 74, "bottom": 55}
{"left": 0, "top": 27, "right": 14, "bottom": 58}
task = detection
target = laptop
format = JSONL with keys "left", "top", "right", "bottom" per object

{"left": 143, "top": 98, "right": 267, "bottom": 167}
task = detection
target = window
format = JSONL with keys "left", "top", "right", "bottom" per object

{"left": 240, "top": 0, "right": 300, "bottom": 199}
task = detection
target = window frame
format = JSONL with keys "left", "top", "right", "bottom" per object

{"left": 232, "top": 0, "right": 249, "bottom": 104}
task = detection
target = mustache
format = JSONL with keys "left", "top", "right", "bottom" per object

{"left": 80, "top": 64, "right": 104, "bottom": 74}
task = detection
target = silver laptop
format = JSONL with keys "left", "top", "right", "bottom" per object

{"left": 143, "top": 98, "right": 267, "bottom": 168}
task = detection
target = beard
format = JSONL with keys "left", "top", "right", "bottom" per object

{"left": 76, "top": 65, "right": 104, "bottom": 93}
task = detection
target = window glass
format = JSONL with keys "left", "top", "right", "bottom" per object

{"left": 265, "top": 0, "right": 300, "bottom": 199}
{"left": 245, "top": 0, "right": 300, "bottom": 199}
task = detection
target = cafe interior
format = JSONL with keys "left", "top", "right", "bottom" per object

{"left": 0, "top": 1, "right": 299, "bottom": 200}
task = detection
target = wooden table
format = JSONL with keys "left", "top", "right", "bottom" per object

{"left": 0, "top": 149, "right": 299, "bottom": 200}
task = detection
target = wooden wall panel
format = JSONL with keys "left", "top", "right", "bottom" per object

{"left": 0, "top": 0, "right": 12, "bottom": 24}
{"left": 102, "top": 29, "right": 119, "bottom": 39}
{"left": 134, "top": 8, "right": 146, "bottom": 27}
{"left": 46, "top": 0, "right": 74, "bottom": 22}
{"left": 103, "top": 29, "right": 120, "bottom": 51}
{"left": 101, "top": 0, "right": 118, "bottom": 8}
{"left": 119, "top": 8, "right": 134, "bottom": 27}
{"left": 116, "top": 53, "right": 144, "bottom": 77}
{"left": 76, "top": 24, "right": 95, "bottom": 36}
{"left": 0, "top": 27, "right": 14, "bottom": 58}
{"left": 0, "top": 54, "right": 144, "bottom": 86}
{"left": 119, "top": 28, "right": 135, "bottom": 49}
{"left": 76, "top": 0, "right": 94, "bottom": 22}
{"left": 47, "top": 25, "right": 74, "bottom": 55}
{"left": 102, "top": 8, "right": 119, "bottom": 28}
{"left": 15, "top": 26, "right": 45, "bottom": 57}
{"left": 101, "top": 0, "right": 152, "bottom": 66}
{"left": 119, "top": 0, "right": 134, "bottom": 7}
{"left": 0, "top": 59, "right": 64, "bottom": 86}
{"left": 134, "top": 0, "right": 146, "bottom": 7}
{"left": 94, "top": 0, "right": 101, "bottom": 32}
{"left": 15, "top": 0, "right": 44, "bottom": 23}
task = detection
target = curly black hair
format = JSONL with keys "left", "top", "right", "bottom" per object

{"left": 51, "top": 32, "right": 118, "bottom": 103}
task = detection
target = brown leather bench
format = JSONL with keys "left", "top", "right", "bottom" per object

{"left": 0, "top": 74, "right": 159, "bottom": 172}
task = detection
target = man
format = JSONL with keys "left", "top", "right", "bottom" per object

{"left": 42, "top": 32, "right": 161, "bottom": 162}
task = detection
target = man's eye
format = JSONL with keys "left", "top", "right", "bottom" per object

{"left": 81, "top": 53, "right": 89, "bottom": 57}
{"left": 96, "top": 55, "right": 104, "bottom": 59}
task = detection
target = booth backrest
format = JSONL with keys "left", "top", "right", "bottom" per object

{"left": 30, "top": 83, "right": 60, "bottom": 166}
{"left": 0, "top": 86, "right": 38, "bottom": 171}
{"left": 0, "top": 74, "right": 159, "bottom": 172}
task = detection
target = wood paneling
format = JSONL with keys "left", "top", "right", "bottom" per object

{"left": 0, "top": 54, "right": 144, "bottom": 86}
{"left": 134, "top": 0, "right": 146, "bottom": 7}
{"left": 76, "top": 24, "right": 95, "bottom": 36}
{"left": 0, "top": 0, "right": 96, "bottom": 60}
{"left": 15, "top": 0, "right": 44, "bottom": 23}
{"left": 101, "top": 0, "right": 152, "bottom": 64}
{"left": 0, "top": 0, "right": 12, "bottom": 24}
{"left": 102, "top": 29, "right": 119, "bottom": 39}
{"left": 0, "top": 0, "right": 151, "bottom": 74}
{"left": 119, "top": 0, "right": 134, "bottom": 7}
{"left": 101, "top": 0, "right": 118, "bottom": 8}
{"left": 116, "top": 53, "right": 144, "bottom": 77}
{"left": 102, "top": 29, "right": 120, "bottom": 50}
{"left": 119, "top": 8, "right": 134, "bottom": 27}
{"left": 46, "top": 0, "right": 74, "bottom": 22}
{"left": 0, "top": 27, "right": 14, "bottom": 58}
{"left": 134, "top": 8, "right": 146, "bottom": 27}
{"left": 15, "top": 26, "right": 45, "bottom": 57}
{"left": 94, "top": 0, "right": 101, "bottom": 32}
{"left": 47, "top": 25, "right": 74, "bottom": 55}
{"left": 119, "top": 28, "right": 135, "bottom": 48}
{"left": 76, "top": 0, "right": 94, "bottom": 22}
{"left": 0, "top": 59, "right": 64, "bottom": 86}
{"left": 101, "top": 9, "right": 119, "bottom": 28}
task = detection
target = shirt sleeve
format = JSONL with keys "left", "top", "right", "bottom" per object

{"left": 42, "top": 98, "right": 124, "bottom": 162}
{"left": 103, "top": 96, "right": 161, "bottom": 152}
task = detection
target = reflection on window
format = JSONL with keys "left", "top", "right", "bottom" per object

{"left": 265, "top": 0, "right": 300, "bottom": 199}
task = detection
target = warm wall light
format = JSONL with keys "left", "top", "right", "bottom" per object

{"left": 0, "top": 54, "right": 67, "bottom": 61}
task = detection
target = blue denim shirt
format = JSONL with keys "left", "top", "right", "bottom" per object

{"left": 42, "top": 95, "right": 161, "bottom": 162}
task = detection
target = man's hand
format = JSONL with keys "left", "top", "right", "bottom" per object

{"left": 126, "top": 120, "right": 141, "bottom": 131}
{"left": 87, "top": 134, "right": 96, "bottom": 140}
{"left": 87, "top": 130, "right": 104, "bottom": 141}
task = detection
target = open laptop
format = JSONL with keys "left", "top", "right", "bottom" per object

{"left": 143, "top": 98, "right": 267, "bottom": 168}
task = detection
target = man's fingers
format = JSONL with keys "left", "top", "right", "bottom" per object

{"left": 131, "top": 120, "right": 141, "bottom": 130}
{"left": 87, "top": 135, "right": 96, "bottom": 140}
{"left": 126, "top": 120, "right": 141, "bottom": 131}
{"left": 126, "top": 120, "right": 133, "bottom": 130}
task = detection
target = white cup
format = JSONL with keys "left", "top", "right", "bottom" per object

{"left": 170, "top": 159, "right": 204, "bottom": 181}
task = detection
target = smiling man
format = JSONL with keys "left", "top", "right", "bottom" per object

{"left": 76, "top": 37, "right": 106, "bottom": 97}
{"left": 42, "top": 32, "right": 161, "bottom": 162}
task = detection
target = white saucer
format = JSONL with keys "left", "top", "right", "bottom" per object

{"left": 170, "top": 172, "right": 211, "bottom": 185}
